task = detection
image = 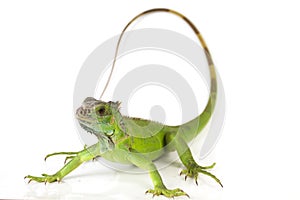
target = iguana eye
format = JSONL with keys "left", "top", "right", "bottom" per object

{"left": 97, "top": 107, "right": 106, "bottom": 116}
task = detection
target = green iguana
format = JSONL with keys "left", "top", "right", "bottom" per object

{"left": 25, "top": 8, "right": 222, "bottom": 198}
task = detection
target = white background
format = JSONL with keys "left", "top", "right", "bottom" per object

{"left": 1, "top": 1, "right": 300, "bottom": 199}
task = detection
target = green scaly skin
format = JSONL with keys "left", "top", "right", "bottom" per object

{"left": 25, "top": 8, "right": 222, "bottom": 198}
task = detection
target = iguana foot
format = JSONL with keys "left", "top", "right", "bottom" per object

{"left": 146, "top": 187, "right": 189, "bottom": 198}
{"left": 25, "top": 144, "right": 100, "bottom": 185}
{"left": 25, "top": 173, "right": 62, "bottom": 184}
{"left": 180, "top": 163, "right": 223, "bottom": 187}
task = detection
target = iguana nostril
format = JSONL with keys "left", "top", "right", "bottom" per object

{"left": 79, "top": 109, "right": 85, "bottom": 116}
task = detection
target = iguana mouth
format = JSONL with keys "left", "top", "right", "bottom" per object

{"left": 75, "top": 106, "right": 95, "bottom": 126}
{"left": 76, "top": 115, "right": 93, "bottom": 123}
{"left": 77, "top": 122, "right": 96, "bottom": 134}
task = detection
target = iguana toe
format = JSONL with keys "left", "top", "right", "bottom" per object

{"left": 180, "top": 163, "right": 222, "bottom": 187}
{"left": 25, "top": 173, "right": 61, "bottom": 184}
{"left": 146, "top": 187, "right": 189, "bottom": 198}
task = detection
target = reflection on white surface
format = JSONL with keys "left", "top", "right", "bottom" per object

{"left": 26, "top": 183, "right": 72, "bottom": 199}
{"left": 23, "top": 154, "right": 222, "bottom": 200}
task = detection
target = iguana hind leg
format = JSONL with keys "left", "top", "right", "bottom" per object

{"left": 169, "top": 135, "right": 223, "bottom": 187}
{"left": 127, "top": 151, "right": 189, "bottom": 198}
{"left": 25, "top": 143, "right": 100, "bottom": 183}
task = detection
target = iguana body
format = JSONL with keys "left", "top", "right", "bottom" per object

{"left": 25, "top": 8, "right": 222, "bottom": 198}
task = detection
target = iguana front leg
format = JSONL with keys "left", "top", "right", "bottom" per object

{"left": 126, "top": 152, "right": 189, "bottom": 198}
{"left": 174, "top": 136, "right": 223, "bottom": 187}
{"left": 25, "top": 143, "right": 101, "bottom": 183}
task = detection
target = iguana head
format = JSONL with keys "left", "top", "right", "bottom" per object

{"left": 75, "top": 97, "right": 126, "bottom": 151}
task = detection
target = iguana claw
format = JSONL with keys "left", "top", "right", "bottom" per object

{"left": 25, "top": 173, "right": 62, "bottom": 184}
{"left": 145, "top": 187, "right": 189, "bottom": 198}
{"left": 180, "top": 163, "right": 223, "bottom": 188}
{"left": 64, "top": 156, "right": 75, "bottom": 164}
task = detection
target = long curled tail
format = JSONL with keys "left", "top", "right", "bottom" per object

{"left": 100, "top": 8, "right": 217, "bottom": 140}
